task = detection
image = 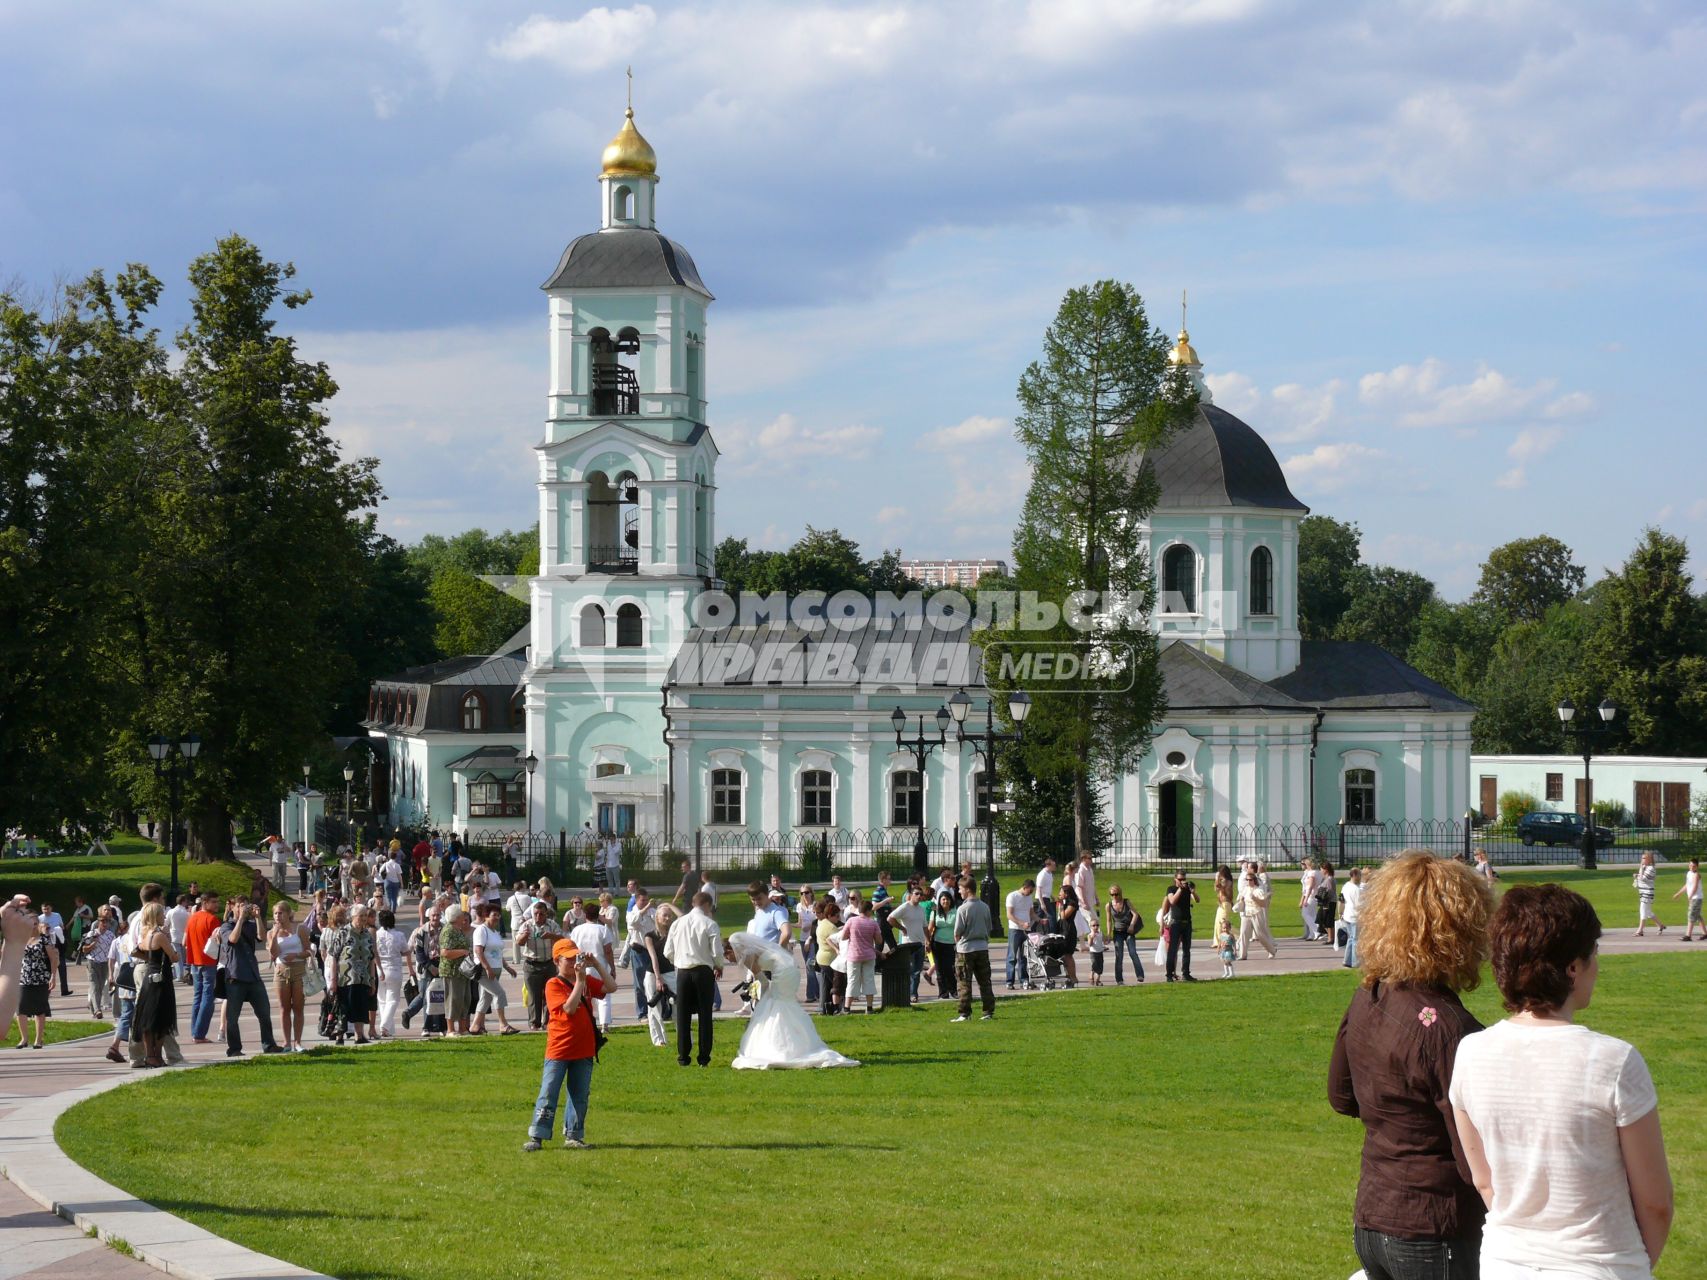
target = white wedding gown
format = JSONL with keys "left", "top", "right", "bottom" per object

{"left": 727, "top": 932, "right": 860, "bottom": 1070}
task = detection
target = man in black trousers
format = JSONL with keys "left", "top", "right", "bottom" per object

{"left": 1164, "top": 870, "right": 1200, "bottom": 982}
{"left": 663, "top": 892, "right": 722, "bottom": 1066}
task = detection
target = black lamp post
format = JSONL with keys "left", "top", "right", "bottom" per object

{"left": 148, "top": 733, "right": 202, "bottom": 899}
{"left": 522, "top": 751, "right": 539, "bottom": 861}
{"left": 947, "top": 686, "right": 1031, "bottom": 938}
{"left": 342, "top": 762, "right": 356, "bottom": 823}
{"left": 300, "top": 761, "right": 313, "bottom": 855}
{"left": 1557, "top": 697, "right": 1620, "bottom": 871}
{"left": 892, "top": 704, "right": 951, "bottom": 876}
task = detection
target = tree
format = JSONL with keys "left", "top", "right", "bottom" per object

{"left": 1575, "top": 529, "right": 1707, "bottom": 755}
{"left": 328, "top": 523, "right": 439, "bottom": 729}
{"left": 1471, "top": 602, "right": 1592, "bottom": 753}
{"left": 710, "top": 527, "right": 916, "bottom": 598}
{"left": 125, "top": 237, "right": 381, "bottom": 860}
{"left": 0, "top": 268, "right": 167, "bottom": 840}
{"left": 1407, "top": 599, "right": 1501, "bottom": 703}
{"left": 428, "top": 565, "right": 528, "bottom": 657}
{"left": 406, "top": 526, "right": 535, "bottom": 582}
{"left": 1334, "top": 564, "right": 1437, "bottom": 658}
{"left": 1004, "top": 280, "right": 1193, "bottom": 850}
{"left": 1473, "top": 534, "right": 1586, "bottom": 623}
{"left": 1297, "top": 515, "right": 1362, "bottom": 640}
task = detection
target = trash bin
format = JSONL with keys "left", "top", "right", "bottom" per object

{"left": 879, "top": 943, "right": 919, "bottom": 1010}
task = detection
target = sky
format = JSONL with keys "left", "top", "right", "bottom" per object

{"left": 2, "top": 0, "right": 1704, "bottom": 600}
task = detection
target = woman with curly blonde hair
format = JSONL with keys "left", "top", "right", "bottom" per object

{"left": 1328, "top": 851, "right": 1496, "bottom": 1280}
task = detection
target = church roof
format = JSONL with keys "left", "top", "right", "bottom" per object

{"left": 373, "top": 649, "right": 526, "bottom": 689}
{"left": 542, "top": 229, "right": 712, "bottom": 298}
{"left": 1269, "top": 641, "right": 1476, "bottom": 712}
{"left": 669, "top": 616, "right": 979, "bottom": 690}
{"left": 1132, "top": 403, "right": 1308, "bottom": 512}
{"left": 443, "top": 745, "right": 523, "bottom": 774}
{"left": 1160, "top": 639, "right": 1474, "bottom": 715}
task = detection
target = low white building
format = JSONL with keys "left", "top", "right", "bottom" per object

{"left": 1471, "top": 754, "right": 1705, "bottom": 827}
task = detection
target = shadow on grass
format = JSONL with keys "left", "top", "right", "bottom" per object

{"left": 597, "top": 1140, "right": 899, "bottom": 1152}
{"left": 151, "top": 1199, "right": 394, "bottom": 1221}
{"left": 857, "top": 1051, "right": 996, "bottom": 1065}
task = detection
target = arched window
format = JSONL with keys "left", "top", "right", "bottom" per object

{"left": 972, "top": 770, "right": 993, "bottom": 828}
{"left": 1162, "top": 544, "right": 1197, "bottom": 614}
{"left": 615, "top": 602, "right": 643, "bottom": 648}
{"left": 890, "top": 769, "right": 922, "bottom": 828}
{"left": 579, "top": 603, "right": 607, "bottom": 647}
{"left": 614, "top": 185, "right": 633, "bottom": 222}
{"left": 800, "top": 769, "right": 834, "bottom": 827}
{"left": 1345, "top": 768, "right": 1376, "bottom": 824}
{"left": 1250, "top": 545, "right": 1274, "bottom": 616}
{"left": 711, "top": 768, "right": 743, "bottom": 825}
{"left": 459, "top": 691, "right": 485, "bottom": 732}
{"left": 509, "top": 690, "right": 525, "bottom": 730}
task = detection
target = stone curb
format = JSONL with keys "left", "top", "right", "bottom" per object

{"left": 0, "top": 1071, "right": 325, "bottom": 1280}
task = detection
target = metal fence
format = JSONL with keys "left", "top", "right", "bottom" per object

{"left": 1470, "top": 823, "right": 1707, "bottom": 866}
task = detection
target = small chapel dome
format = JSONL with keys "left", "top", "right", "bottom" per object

{"left": 1168, "top": 328, "right": 1201, "bottom": 368}
{"left": 601, "top": 108, "right": 657, "bottom": 178}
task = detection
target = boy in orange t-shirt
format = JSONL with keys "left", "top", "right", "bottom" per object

{"left": 524, "top": 939, "right": 604, "bottom": 1151}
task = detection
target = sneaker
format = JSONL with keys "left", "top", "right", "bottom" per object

{"left": 563, "top": 1137, "right": 589, "bottom": 1149}
{"left": 262, "top": 1044, "right": 287, "bottom": 1054}
{"left": 522, "top": 1138, "right": 542, "bottom": 1152}
{"left": 980, "top": 1013, "right": 994, "bottom": 1021}
{"left": 951, "top": 1014, "right": 969, "bottom": 1023}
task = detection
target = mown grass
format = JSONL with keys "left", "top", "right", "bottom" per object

{"left": 5, "top": 1018, "right": 112, "bottom": 1046}
{"left": 57, "top": 954, "right": 1705, "bottom": 1280}
{"left": 0, "top": 836, "right": 284, "bottom": 915}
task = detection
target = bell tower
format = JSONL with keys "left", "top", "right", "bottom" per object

{"left": 524, "top": 89, "right": 720, "bottom": 842}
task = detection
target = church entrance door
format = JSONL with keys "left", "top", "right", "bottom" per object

{"left": 1159, "top": 780, "right": 1193, "bottom": 860}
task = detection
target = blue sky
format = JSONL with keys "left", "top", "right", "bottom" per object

{"left": 3, "top": 0, "right": 1703, "bottom": 598}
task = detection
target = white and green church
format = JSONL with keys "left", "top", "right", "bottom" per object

{"left": 363, "top": 108, "right": 1474, "bottom": 859}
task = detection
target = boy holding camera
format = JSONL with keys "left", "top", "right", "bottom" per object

{"left": 524, "top": 938, "right": 605, "bottom": 1152}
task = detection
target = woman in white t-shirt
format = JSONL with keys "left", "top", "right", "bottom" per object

{"left": 1449, "top": 885, "right": 1674, "bottom": 1279}
{"left": 1338, "top": 868, "right": 1363, "bottom": 968}
{"left": 1670, "top": 857, "right": 1702, "bottom": 941}
{"left": 1298, "top": 857, "right": 1322, "bottom": 940}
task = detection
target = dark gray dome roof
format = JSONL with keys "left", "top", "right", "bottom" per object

{"left": 542, "top": 229, "right": 712, "bottom": 298}
{"left": 1135, "top": 403, "right": 1307, "bottom": 512}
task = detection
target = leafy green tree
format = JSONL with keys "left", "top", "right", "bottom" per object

{"left": 406, "top": 526, "right": 535, "bottom": 582}
{"left": 0, "top": 268, "right": 168, "bottom": 840}
{"left": 1334, "top": 564, "right": 1437, "bottom": 658}
{"left": 329, "top": 523, "right": 439, "bottom": 728}
{"left": 1407, "top": 599, "right": 1501, "bottom": 702}
{"left": 1003, "top": 280, "right": 1193, "bottom": 850}
{"left": 1471, "top": 602, "right": 1592, "bottom": 753}
{"left": 1473, "top": 534, "right": 1586, "bottom": 623}
{"left": 1575, "top": 529, "right": 1707, "bottom": 755}
{"left": 1297, "top": 515, "right": 1362, "bottom": 640}
{"left": 711, "top": 527, "right": 915, "bottom": 598}
{"left": 125, "top": 237, "right": 381, "bottom": 860}
{"left": 428, "top": 564, "right": 528, "bottom": 657}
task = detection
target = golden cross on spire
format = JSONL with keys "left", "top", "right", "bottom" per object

{"left": 1181, "top": 288, "right": 1188, "bottom": 335}
{"left": 626, "top": 65, "right": 633, "bottom": 114}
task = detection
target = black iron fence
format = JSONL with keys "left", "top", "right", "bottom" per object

{"left": 364, "top": 820, "right": 1707, "bottom": 888}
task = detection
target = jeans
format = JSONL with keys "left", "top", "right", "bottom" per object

{"left": 1353, "top": 1226, "right": 1479, "bottom": 1280}
{"left": 908, "top": 942, "right": 924, "bottom": 999}
{"left": 114, "top": 993, "right": 134, "bottom": 1042}
{"left": 385, "top": 881, "right": 400, "bottom": 913}
{"left": 802, "top": 943, "right": 819, "bottom": 1003}
{"left": 1343, "top": 921, "right": 1360, "bottom": 968}
{"left": 628, "top": 945, "right": 652, "bottom": 1019}
{"left": 931, "top": 941, "right": 957, "bottom": 997}
{"left": 1166, "top": 921, "right": 1193, "bottom": 978}
{"left": 530, "top": 1056, "right": 595, "bottom": 1141}
{"left": 224, "top": 977, "right": 279, "bottom": 1052}
{"left": 1005, "top": 933, "right": 1029, "bottom": 986}
{"left": 190, "top": 964, "right": 217, "bottom": 1039}
{"left": 1113, "top": 933, "right": 1144, "bottom": 982}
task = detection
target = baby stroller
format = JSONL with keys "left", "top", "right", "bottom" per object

{"left": 1024, "top": 932, "right": 1070, "bottom": 990}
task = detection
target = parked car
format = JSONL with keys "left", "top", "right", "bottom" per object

{"left": 1516, "top": 810, "right": 1616, "bottom": 848}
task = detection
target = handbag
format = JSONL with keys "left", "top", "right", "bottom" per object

{"left": 1153, "top": 930, "right": 1169, "bottom": 968}
{"left": 403, "top": 976, "right": 419, "bottom": 1004}
{"left": 458, "top": 955, "right": 482, "bottom": 981}
{"left": 302, "top": 962, "right": 325, "bottom": 998}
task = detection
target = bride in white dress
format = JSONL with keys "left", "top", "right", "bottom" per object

{"left": 726, "top": 931, "right": 859, "bottom": 1070}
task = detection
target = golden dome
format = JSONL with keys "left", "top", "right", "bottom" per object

{"left": 601, "top": 108, "right": 657, "bottom": 178}
{"left": 1168, "top": 328, "right": 1201, "bottom": 367}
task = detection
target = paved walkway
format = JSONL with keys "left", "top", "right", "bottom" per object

{"left": 3, "top": 849, "right": 1696, "bottom": 1279}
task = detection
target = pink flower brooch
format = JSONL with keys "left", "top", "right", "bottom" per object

{"left": 1418, "top": 1007, "right": 1438, "bottom": 1027}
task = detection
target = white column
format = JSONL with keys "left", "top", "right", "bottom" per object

{"left": 1403, "top": 733, "right": 1424, "bottom": 822}
{"left": 1449, "top": 731, "right": 1468, "bottom": 824}
{"left": 851, "top": 736, "right": 871, "bottom": 831}
{"left": 760, "top": 733, "right": 781, "bottom": 832}
{"left": 1210, "top": 739, "right": 1233, "bottom": 829}
{"left": 1266, "top": 729, "right": 1286, "bottom": 827}
{"left": 1236, "top": 734, "right": 1258, "bottom": 826}
{"left": 942, "top": 742, "right": 964, "bottom": 831}
{"left": 1431, "top": 734, "right": 1449, "bottom": 823}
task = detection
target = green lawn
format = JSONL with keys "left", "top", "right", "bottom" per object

{"left": 5, "top": 1018, "right": 112, "bottom": 1047}
{"left": 56, "top": 954, "right": 1705, "bottom": 1280}
{"left": 0, "top": 836, "right": 284, "bottom": 915}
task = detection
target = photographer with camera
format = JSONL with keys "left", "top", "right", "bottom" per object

{"left": 1164, "top": 871, "right": 1200, "bottom": 983}
{"left": 523, "top": 939, "right": 604, "bottom": 1151}
{"left": 222, "top": 898, "right": 285, "bottom": 1056}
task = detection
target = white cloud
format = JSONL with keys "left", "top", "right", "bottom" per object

{"left": 1495, "top": 467, "right": 1527, "bottom": 490}
{"left": 919, "top": 414, "right": 1009, "bottom": 450}
{"left": 1281, "top": 441, "right": 1390, "bottom": 494}
{"left": 1359, "top": 359, "right": 1594, "bottom": 429}
{"left": 492, "top": 7, "right": 659, "bottom": 72}
{"left": 1507, "top": 426, "right": 1563, "bottom": 464}
{"left": 1206, "top": 371, "right": 1342, "bottom": 443}
{"left": 874, "top": 505, "right": 907, "bottom": 525}
{"left": 717, "top": 412, "right": 882, "bottom": 476}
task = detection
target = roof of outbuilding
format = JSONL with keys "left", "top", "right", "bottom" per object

{"left": 1159, "top": 642, "right": 1307, "bottom": 713}
{"left": 443, "top": 745, "right": 523, "bottom": 774}
{"left": 542, "top": 229, "right": 712, "bottom": 297}
{"left": 373, "top": 649, "right": 527, "bottom": 689}
{"left": 1132, "top": 403, "right": 1308, "bottom": 512}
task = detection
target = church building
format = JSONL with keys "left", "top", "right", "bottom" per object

{"left": 363, "top": 107, "right": 1474, "bottom": 858}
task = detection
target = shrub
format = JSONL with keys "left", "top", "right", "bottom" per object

{"left": 874, "top": 851, "right": 913, "bottom": 877}
{"left": 1498, "top": 790, "right": 1541, "bottom": 829}
{"left": 800, "top": 836, "right": 831, "bottom": 881}
{"left": 757, "top": 850, "right": 787, "bottom": 879}
{"left": 1591, "top": 799, "right": 1630, "bottom": 827}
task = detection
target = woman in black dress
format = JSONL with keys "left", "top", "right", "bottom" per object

{"left": 12, "top": 922, "right": 57, "bottom": 1049}
{"left": 130, "top": 901, "right": 178, "bottom": 1067}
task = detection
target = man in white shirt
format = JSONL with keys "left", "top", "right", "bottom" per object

{"left": 269, "top": 837, "right": 289, "bottom": 890}
{"left": 505, "top": 882, "right": 537, "bottom": 957}
{"left": 1073, "top": 852, "right": 1098, "bottom": 918}
{"left": 1004, "top": 881, "right": 1036, "bottom": 988}
{"left": 887, "top": 886, "right": 928, "bottom": 1002}
{"left": 381, "top": 852, "right": 404, "bottom": 913}
{"left": 826, "top": 875, "right": 849, "bottom": 911}
{"left": 1036, "top": 859, "right": 1057, "bottom": 929}
{"left": 1339, "top": 868, "right": 1364, "bottom": 968}
{"left": 167, "top": 894, "right": 192, "bottom": 985}
{"left": 625, "top": 889, "right": 659, "bottom": 1020}
{"left": 663, "top": 893, "right": 722, "bottom": 1067}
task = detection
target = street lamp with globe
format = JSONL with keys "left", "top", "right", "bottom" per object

{"left": 147, "top": 733, "right": 202, "bottom": 898}
{"left": 946, "top": 686, "right": 1031, "bottom": 937}
{"left": 1557, "top": 697, "right": 1620, "bottom": 871}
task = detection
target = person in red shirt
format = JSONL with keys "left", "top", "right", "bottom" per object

{"left": 524, "top": 938, "right": 604, "bottom": 1151}
{"left": 183, "top": 892, "right": 223, "bottom": 1044}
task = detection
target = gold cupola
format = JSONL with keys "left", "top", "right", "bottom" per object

{"left": 601, "top": 108, "right": 657, "bottom": 178}
{"left": 1168, "top": 327, "right": 1201, "bottom": 368}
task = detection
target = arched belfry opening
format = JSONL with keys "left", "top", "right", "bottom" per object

{"left": 589, "top": 326, "right": 639, "bottom": 416}
{"left": 586, "top": 470, "right": 639, "bottom": 573}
